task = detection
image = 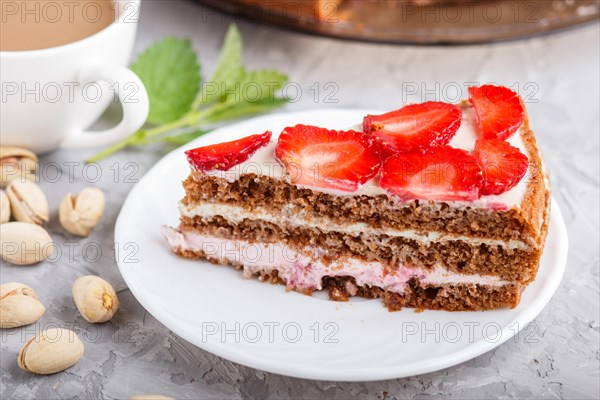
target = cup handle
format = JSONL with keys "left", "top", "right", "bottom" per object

{"left": 60, "top": 64, "right": 149, "bottom": 148}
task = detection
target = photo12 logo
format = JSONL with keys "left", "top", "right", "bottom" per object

{"left": 0, "top": 239, "right": 140, "bottom": 266}
{"left": 200, "top": 321, "right": 340, "bottom": 344}
{"left": 399, "top": 1, "right": 540, "bottom": 24}
{"left": 0, "top": 1, "right": 140, "bottom": 25}
{"left": 1, "top": 158, "right": 141, "bottom": 186}
{"left": 197, "top": 81, "right": 340, "bottom": 105}
{"left": 401, "top": 81, "right": 540, "bottom": 104}
{"left": 1, "top": 80, "right": 142, "bottom": 105}
{"left": 400, "top": 320, "right": 540, "bottom": 344}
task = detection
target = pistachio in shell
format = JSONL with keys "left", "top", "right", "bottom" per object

{"left": 6, "top": 179, "right": 48, "bottom": 225}
{"left": 0, "top": 222, "right": 54, "bottom": 265}
{"left": 72, "top": 275, "right": 119, "bottom": 323}
{"left": 59, "top": 188, "right": 105, "bottom": 237}
{"left": 0, "top": 146, "right": 37, "bottom": 187}
{"left": 18, "top": 328, "right": 84, "bottom": 374}
{"left": 0, "top": 189, "right": 10, "bottom": 223}
{"left": 0, "top": 283, "right": 45, "bottom": 329}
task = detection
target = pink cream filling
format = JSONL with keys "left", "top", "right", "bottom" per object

{"left": 162, "top": 227, "right": 509, "bottom": 294}
{"left": 163, "top": 227, "right": 420, "bottom": 294}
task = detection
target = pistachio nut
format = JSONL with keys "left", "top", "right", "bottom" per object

{"left": 6, "top": 179, "right": 48, "bottom": 225}
{"left": 0, "top": 222, "right": 54, "bottom": 265}
{"left": 0, "top": 147, "right": 37, "bottom": 187}
{"left": 0, "top": 283, "right": 45, "bottom": 329}
{"left": 129, "top": 396, "right": 175, "bottom": 400}
{"left": 72, "top": 275, "right": 119, "bottom": 323}
{"left": 59, "top": 188, "right": 105, "bottom": 237}
{"left": 0, "top": 190, "right": 10, "bottom": 223}
{"left": 18, "top": 328, "right": 84, "bottom": 374}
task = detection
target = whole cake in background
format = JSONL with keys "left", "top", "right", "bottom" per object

{"left": 231, "top": 0, "right": 484, "bottom": 23}
{"left": 164, "top": 85, "right": 550, "bottom": 312}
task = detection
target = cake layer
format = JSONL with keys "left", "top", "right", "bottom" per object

{"left": 162, "top": 227, "right": 522, "bottom": 311}
{"left": 362, "top": 279, "right": 522, "bottom": 312}
{"left": 181, "top": 202, "right": 529, "bottom": 249}
{"left": 182, "top": 171, "right": 546, "bottom": 246}
{"left": 179, "top": 213, "right": 541, "bottom": 283}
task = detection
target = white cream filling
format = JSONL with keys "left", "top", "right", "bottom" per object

{"left": 179, "top": 203, "right": 529, "bottom": 250}
{"left": 204, "top": 106, "right": 531, "bottom": 210}
{"left": 162, "top": 227, "right": 512, "bottom": 295}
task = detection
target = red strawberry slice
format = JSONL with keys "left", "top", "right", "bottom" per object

{"left": 380, "top": 146, "right": 483, "bottom": 201}
{"left": 468, "top": 85, "right": 525, "bottom": 140}
{"left": 474, "top": 139, "right": 529, "bottom": 195}
{"left": 185, "top": 131, "right": 272, "bottom": 172}
{"left": 363, "top": 102, "right": 462, "bottom": 153}
{"left": 275, "top": 124, "right": 381, "bottom": 192}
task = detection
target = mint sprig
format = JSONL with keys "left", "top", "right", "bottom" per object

{"left": 87, "top": 25, "right": 289, "bottom": 163}
{"left": 199, "top": 24, "right": 243, "bottom": 106}
{"left": 132, "top": 37, "right": 200, "bottom": 125}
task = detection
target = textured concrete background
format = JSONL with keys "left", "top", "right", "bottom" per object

{"left": 1, "top": 1, "right": 599, "bottom": 399}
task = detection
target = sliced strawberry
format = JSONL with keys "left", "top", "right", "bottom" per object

{"left": 185, "top": 131, "right": 272, "bottom": 172}
{"left": 468, "top": 85, "right": 525, "bottom": 140}
{"left": 275, "top": 124, "right": 381, "bottom": 192}
{"left": 380, "top": 146, "right": 483, "bottom": 202}
{"left": 474, "top": 139, "right": 529, "bottom": 195}
{"left": 363, "top": 102, "right": 462, "bottom": 153}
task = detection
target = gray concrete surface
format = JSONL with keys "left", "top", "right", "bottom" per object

{"left": 1, "top": 1, "right": 599, "bottom": 399}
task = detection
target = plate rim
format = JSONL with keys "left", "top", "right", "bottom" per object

{"left": 115, "top": 108, "right": 569, "bottom": 381}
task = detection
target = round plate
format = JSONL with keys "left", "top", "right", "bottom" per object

{"left": 116, "top": 109, "right": 568, "bottom": 381}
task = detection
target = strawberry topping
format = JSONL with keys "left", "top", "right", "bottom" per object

{"left": 468, "top": 85, "right": 525, "bottom": 140}
{"left": 275, "top": 124, "right": 381, "bottom": 192}
{"left": 185, "top": 131, "right": 272, "bottom": 172}
{"left": 474, "top": 139, "right": 529, "bottom": 195}
{"left": 380, "top": 146, "right": 483, "bottom": 201}
{"left": 363, "top": 101, "right": 462, "bottom": 153}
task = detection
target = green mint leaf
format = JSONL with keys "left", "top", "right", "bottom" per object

{"left": 202, "top": 25, "right": 243, "bottom": 105}
{"left": 205, "top": 98, "right": 288, "bottom": 124}
{"left": 132, "top": 37, "right": 200, "bottom": 125}
{"left": 225, "top": 69, "right": 288, "bottom": 104}
{"left": 159, "top": 130, "right": 207, "bottom": 145}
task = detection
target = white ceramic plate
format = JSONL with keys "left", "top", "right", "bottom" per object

{"left": 116, "top": 109, "right": 568, "bottom": 382}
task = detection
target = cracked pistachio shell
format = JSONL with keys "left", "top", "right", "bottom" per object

{"left": 18, "top": 328, "right": 84, "bottom": 374}
{"left": 0, "top": 283, "right": 46, "bottom": 329}
{"left": 0, "top": 222, "right": 54, "bottom": 265}
{"left": 0, "top": 190, "right": 9, "bottom": 223}
{"left": 72, "top": 275, "right": 119, "bottom": 323}
{"left": 0, "top": 147, "right": 37, "bottom": 187}
{"left": 6, "top": 179, "right": 48, "bottom": 225}
{"left": 59, "top": 188, "right": 105, "bottom": 237}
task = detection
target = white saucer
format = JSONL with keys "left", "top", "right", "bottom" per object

{"left": 115, "top": 109, "right": 568, "bottom": 381}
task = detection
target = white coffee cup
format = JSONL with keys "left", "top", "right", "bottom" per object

{"left": 0, "top": 0, "right": 149, "bottom": 154}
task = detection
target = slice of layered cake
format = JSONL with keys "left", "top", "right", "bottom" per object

{"left": 163, "top": 85, "right": 550, "bottom": 311}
